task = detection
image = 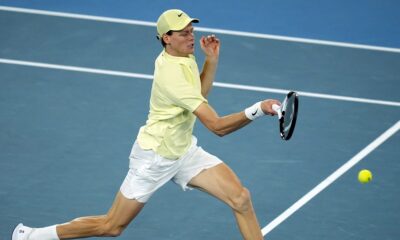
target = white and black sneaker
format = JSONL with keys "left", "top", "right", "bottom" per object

{"left": 12, "top": 223, "right": 34, "bottom": 240}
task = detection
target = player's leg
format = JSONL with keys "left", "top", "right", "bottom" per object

{"left": 13, "top": 191, "right": 144, "bottom": 240}
{"left": 50, "top": 141, "right": 160, "bottom": 239}
{"left": 15, "top": 140, "right": 180, "bottom": 240}
{"left": 56, "top": 191, "right": 144, "bottom": 239}
{"left": 188, "top": 163, "right": 263, "bottom": 240}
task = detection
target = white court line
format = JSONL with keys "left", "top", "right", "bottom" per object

{"left": 1, "top": 58, "right": 400, "bottom": 107}
{"left": 1, "top": 5, "right": 400, "bottom": 53}
{"left": 0, "top": 5, "right": 156, "bottom": 27}
{"left": 213, "top": 82, "right": 400, "bottom": 107}
{"left": 261, "top": 120, "right": 400, "bottom": 236}
{"left": 0, "top": 58, "right": 153, "bottom": 80}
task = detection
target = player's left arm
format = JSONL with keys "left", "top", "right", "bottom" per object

{"left": 199, "top": 35, "right": 220, "bottom": 98}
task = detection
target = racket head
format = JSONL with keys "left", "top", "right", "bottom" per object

{"left": 279, "top": 91, "right": 299, "bottom": 140}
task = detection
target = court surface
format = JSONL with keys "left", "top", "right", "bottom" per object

{"left": 1, "top": 2, "right": 399, "bottom": 240}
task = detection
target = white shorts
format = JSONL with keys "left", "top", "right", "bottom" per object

{"left": 120, "top": 137, "right": 223, "bottom": 203}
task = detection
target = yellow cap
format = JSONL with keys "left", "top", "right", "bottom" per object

{"left": 156, "top": 9, "right": 199, "bottom": 39}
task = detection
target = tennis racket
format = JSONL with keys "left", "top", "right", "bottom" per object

{"left": 272, "top": 91, "right": 299, "bottom": 140}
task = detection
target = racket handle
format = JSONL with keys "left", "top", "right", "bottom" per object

{"left": 272, "top": 104, "right": 282, "bottom": 119}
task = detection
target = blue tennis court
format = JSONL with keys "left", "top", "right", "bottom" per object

{"left": 1, "top": 2, "right": 399, "bottom": 239}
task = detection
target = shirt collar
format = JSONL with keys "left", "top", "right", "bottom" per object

{"left": 162, "top": 49, "right": 195, "bottom": 64}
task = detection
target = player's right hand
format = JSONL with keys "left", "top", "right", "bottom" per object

{"left": 261, "top": 99, "right": 281, "bottom": 116}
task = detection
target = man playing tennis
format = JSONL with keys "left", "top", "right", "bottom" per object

{"left": 13, "top": 9, "right": 280, "bottom": 240}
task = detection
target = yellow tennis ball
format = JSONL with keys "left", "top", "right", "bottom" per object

{"left": 358, "top": 169, "right": 372, "bottom": 184}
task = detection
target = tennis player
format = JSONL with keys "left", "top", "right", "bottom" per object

{"left": 12, "top": 9, "right": 280, "bottom": 240}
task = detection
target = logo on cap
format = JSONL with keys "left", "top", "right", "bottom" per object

{"left": 178, "top": 12, "right": 183, "bottom": 17}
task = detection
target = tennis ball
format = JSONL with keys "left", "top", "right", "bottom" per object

{"left": 358, "top": 169, "right": 372, "bottom": 184}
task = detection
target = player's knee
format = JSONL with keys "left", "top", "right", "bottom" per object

{"left": 104, "top": 226, "right": 124, "bottom": 237}
{"left": 99, "top": 224, "right": 124, "bottom": 237}
{"left": 97, "top": 216, "right": 125, "bottom": 237}
{"left": 230, "top": 187, "right": 252, "bottom": 213}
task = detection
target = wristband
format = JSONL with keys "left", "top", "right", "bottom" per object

{"left": 244, "top": 101, "right": 265, "bottom": 120}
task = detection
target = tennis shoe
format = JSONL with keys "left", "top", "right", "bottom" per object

{"left": 12, "top": 223, "right": 33, "bottom": 240}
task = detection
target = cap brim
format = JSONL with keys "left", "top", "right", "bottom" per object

{"left": 169, "top": 18, "right": 199, "bottom": 31}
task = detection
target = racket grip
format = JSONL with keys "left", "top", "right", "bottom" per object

{"left": 272, "top": 104, "right": 282, "bottom": 119}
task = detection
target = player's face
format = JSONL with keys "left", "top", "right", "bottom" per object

{"left": 164, "top": 23, "right": 195, "bottom": 57}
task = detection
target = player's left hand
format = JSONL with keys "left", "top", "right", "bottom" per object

{"left": 200, "top": 35, "right": 220, "bottom": 60}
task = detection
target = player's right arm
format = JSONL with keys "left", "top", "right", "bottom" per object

{"left": 193, "top": 100, "right": 279, "bottom": 137}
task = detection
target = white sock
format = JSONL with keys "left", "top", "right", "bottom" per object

{"left": 29, "top": 225, "right": 59, "bottom": 240}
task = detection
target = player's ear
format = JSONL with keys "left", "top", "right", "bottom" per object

{"left": 162, "top": 34, "right": 172, "bottom": 45}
